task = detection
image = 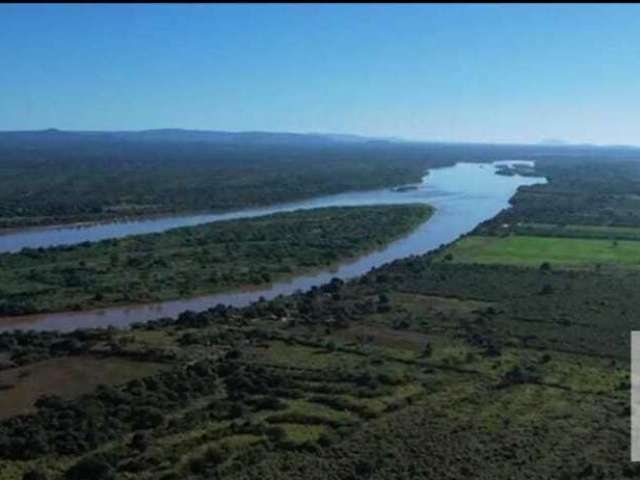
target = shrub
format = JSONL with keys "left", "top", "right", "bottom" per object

{"left": 65, "top": 456, "right": 115, "bottom": 480}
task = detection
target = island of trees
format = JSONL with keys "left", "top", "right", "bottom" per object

{"left": 0, "top": 205, "right": 432, "bottom": 316}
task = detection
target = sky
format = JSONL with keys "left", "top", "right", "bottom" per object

{"left": 1, "top": 3, "right": 640, "bottom": 145}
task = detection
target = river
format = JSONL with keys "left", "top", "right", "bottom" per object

{"left": 0, "top": 161, "right": 545, "bottom": 332}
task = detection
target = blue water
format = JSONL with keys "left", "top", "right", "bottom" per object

{"left": 0, "top": 161, "right": 545, "bottom": 332}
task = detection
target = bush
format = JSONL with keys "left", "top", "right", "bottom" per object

{"left": 66, "top": 456, "right": 115, "bottom": 480}
{"left": 132, "top": 406, "right": 164, "bottom": 429}
{"left": 22, "top": 470, "right": 48, "bottom": 480}
{"left": 540, "top": 284, "right": 554, "bottom": 295}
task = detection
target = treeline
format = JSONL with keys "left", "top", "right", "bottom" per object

{"left": 0, "top": 330, "right": 100, "bottom": 368}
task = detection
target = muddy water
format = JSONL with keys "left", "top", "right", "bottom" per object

{"left": 0, "top": 161, "right": 545, "bottom": 332}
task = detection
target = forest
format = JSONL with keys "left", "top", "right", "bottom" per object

{"left": 1, "top": 153, "right": 640, "bottom": 479}
{"left": 480, "top": 155, "right": 640, "bottom": 229}
{"left": 0, "top": 130, "right": 629, "bottom": 228}
{"left": 0, "top": 205, "right": 432, "bottom": 315}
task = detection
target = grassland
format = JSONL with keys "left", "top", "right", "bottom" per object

{"left": 0, "top": 204, "right": 432, "bottom": 316}
{"left": 442, "top": 234, "right": 640, "bottom": 268}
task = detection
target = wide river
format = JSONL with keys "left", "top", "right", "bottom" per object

{"left": 0, "top": 161, "right": 545, "bottom": 333}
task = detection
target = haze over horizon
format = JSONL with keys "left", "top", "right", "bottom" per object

{"left": 2, "top": 128, "right": 636, "bottom": 149}
{"left": 2, "top": 4, "right": 639, "bottom": 146}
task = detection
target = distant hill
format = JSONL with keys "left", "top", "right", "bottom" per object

{"left": 0, "top": 128, "right": 398, "bottom": 146}
{"left": 1, "top": 129, "right": 638, "bottom": 154}
{"left": 537, "top": 138, "right": 640, "bottom": 150}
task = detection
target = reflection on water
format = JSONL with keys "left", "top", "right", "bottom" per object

{"left": 0, "top": 161, "right": 545, "bottom": 332}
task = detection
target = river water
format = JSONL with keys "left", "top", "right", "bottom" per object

{"left": 0, "top": 161, "right": 545, "bottom": 332}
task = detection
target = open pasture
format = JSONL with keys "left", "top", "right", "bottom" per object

{"left": 443, "top": 235, "right": 640, "bottom": 268}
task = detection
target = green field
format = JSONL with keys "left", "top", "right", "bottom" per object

{"left": 442, "top": 234, "right": 640, "bottom": 268}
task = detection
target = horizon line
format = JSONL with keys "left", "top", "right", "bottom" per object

{"left": 1, "top": 127, "right": 639, "bottom": 150}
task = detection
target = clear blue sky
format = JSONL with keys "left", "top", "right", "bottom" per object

{"left": 2, "top": 3, "right": 639, "bottom": 145}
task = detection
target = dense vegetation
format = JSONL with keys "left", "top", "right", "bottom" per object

{"left": 459, "top": 156, "right": 640, "bottom": 269}
{"left": 0, "top": 131, "right": 435, "bottom": 228}
{"left": 0, "top": 130, "right": 627, "bottom": 228}
{"left": 0, "top": 205, "right": 432, "bottom": 315}
{"left": 1, "top": 247, "right": 637, "bottom": 479}
{"left": 2, "top": 151, "right": 640, "bottom": 479}
{"left": 481, "top": 155, "right": 640, "bottom": 229}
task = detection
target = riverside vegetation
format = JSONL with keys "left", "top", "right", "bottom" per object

{"left": 1, "top": 152, "right": 640, "bottom": 479}
{"left": 0, "top": 205, "right": 432, "bottom": 316}
{"left": 0, "top": 130, "right": 613, "bottom": 228}
{"left": 0, "top": 131, "right": 438, "bottom": 228}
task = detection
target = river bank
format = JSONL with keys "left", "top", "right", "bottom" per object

{"left": 0, "top": 161, "right": 546, "bottom": 332}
